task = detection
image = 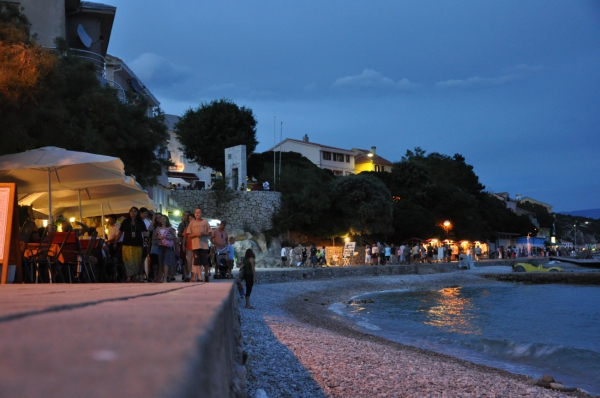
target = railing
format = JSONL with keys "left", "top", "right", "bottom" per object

{"left": 67, "top": 48, "right": 105, "bottom": 76}
{"left": 44, "top": 46, "right": 106, "bottom": 77}
{"left": 103, "top": 78, "right": 127, "bottom": 102}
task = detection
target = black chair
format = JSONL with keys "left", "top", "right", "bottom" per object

{"left": 19, "top": 220, "right": 38, "bottom": 283}
{"left": 47, "top": 230, "right": 74, "bottom": 283}
{"left": 79, "top": 231, "right": 98, "bottom": 283}
{"left": 25, "top": 227, "right": 57, "bottom": 283}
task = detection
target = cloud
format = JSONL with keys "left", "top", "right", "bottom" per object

{"left": 129, "top": 53, "right": 193, "bottom": 87}
{"left": 436, "top": 64, "right": 543, "bottom": 89}
{"left": 332, "top": 69, "right": 420, "bottom": 92}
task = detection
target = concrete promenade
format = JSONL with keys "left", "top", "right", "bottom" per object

{"left": 0, "top": 281, "right": 242, "bottom": 398}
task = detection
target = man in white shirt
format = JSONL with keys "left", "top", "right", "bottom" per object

{"left": 106, "top": 215, "right": 122, "bottom": 245}
{"left": 280, "top": 247, "right": 288, "bottom": 268}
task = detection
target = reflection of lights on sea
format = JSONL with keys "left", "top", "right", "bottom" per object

{"left": 424, "top": 287, "right": 481, "bottom": 335}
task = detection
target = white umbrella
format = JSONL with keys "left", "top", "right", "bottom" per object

{"left": 19, "top": 175, "right": 147, "bottom": 212}
{"left": 19, "top": 175, "right": 152, "bottom": 235}
{"left": 0, "top": 147, "right": 127, "bottom": 225}
{"left": 51, "top": 197, "right": 156, "bottom": 219}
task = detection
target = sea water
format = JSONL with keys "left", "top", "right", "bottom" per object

{"left": 331, "top": 283, "right": 600, "bottom": 395}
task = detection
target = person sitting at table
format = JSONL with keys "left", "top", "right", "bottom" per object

{"left": 61, "top": 219, "right": 74, "bottom": 232}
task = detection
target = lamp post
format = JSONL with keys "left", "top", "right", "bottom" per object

{"left": 443, "top": 221, "right": 451, "bottom": 238}
{"left": 574, "top": 223, "right": 577, "bottom": 252}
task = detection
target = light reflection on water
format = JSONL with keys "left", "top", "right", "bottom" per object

{"left": 342, "top": 284, "right": 600, "bottom": 396}
{"left": 422, "top": 287, "right": 481, "bottom": 335}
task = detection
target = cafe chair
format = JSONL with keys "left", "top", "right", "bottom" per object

{"left": 79, "top": 231, "right": 98, "bottom": 283}
{"left": 47, "top": 230, "right": 74, "bottom": 283}
{"left": 19, "top": 220, "right": 38, "bottom": 283}
{"left": 25, "top": 227, "right": 58, "bottom": 283}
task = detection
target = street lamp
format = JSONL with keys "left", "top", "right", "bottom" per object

{"left": 443, "top": 221, "right": 451, "bottom": 238}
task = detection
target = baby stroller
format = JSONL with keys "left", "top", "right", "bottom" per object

{"left": 213, "top": 247, "right": 229, "bottom": 279}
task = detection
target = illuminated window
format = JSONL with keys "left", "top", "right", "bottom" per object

{"left": 333, "top": 170, "right": 343, "bottom": 176}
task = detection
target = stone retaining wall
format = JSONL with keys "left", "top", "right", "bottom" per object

{"left": 188, "top": 285, "right": 247, "bottom": 398}
{"left": 255, "top": 263, "right": 460, "bottom": 284}
{"left": 171, "top": 190, "right": 281, "bottom": 231}
{"left": 482, "top": 272, "right": 600, "bottom": 285}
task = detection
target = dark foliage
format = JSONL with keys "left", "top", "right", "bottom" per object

{"left": 0, "top": 9, "right": 170, "bottom": 186}
{"left": 175, "top": 99, "right": 258, "bottom": 174}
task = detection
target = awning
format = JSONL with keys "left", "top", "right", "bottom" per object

{"left": 167, "top": 171, "right": 199, "bottom": 180}
{"left": 168, "top": 177, "right": 190, "bottom": 187}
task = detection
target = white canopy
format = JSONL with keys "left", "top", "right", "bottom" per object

{"left": 0, "top": 147, "right": 128, "bottom": 224}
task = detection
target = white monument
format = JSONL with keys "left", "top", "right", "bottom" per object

{"left": 225, "top": 145, "right": 247, "bottom": 190}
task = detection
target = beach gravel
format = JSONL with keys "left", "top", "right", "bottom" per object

{"left": 240, "top": 267, "right": 595, "bottom": 398}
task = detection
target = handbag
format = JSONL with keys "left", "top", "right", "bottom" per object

{"left": 161, "top": 238, "right": 174, "bottom": 247}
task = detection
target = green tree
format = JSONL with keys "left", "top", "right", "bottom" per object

{"left": 0, "top": 7, "right": 170, "bottom": 186}
{"left": 380, "top": 148, "right": 534, "bottom": 242}
{"left": 251, "top": 151, "right": 338, "bottom": 237}
{"left": 175, "top": 99, "right": 258, "bottom": 174}
{"left": 329, "top": 173, "right": 393, "bottom": 235}
{"left": 516, "top": 201, "right": 554, "bottom": 229}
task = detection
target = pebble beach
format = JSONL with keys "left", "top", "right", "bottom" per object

{"left": 240, "top": 267, "right": 596, "bottom": 398}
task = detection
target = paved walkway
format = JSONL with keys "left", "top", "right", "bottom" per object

{"left": 0, "top": 280, "right": 233, "bottom": 397}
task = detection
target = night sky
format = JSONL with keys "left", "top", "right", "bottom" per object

{"left": 103, "top": 0, "right": 600, "bottom": 212}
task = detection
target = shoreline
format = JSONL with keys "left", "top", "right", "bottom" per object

{"left": 241, "top": 269, "right": 597, "bottom": 397}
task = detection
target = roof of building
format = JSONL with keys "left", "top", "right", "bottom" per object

{"left": 164, "top": 114, "right": 181, "bottom": 131}
{"left": 267, "top": 138, "right": 355, "bottom": 155}
{"left": 352, "top": 148, "right": 394, "bottom": 166}
{"left": 520, "top": 196, "right": 553, "bottom": 208}
{"left": 106, "top": 54, "right": 160, "bottom": 107}
{"left": 81, "top": 2, "right": 117, "bottom": 12}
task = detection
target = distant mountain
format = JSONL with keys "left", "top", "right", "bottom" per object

{"left": 559, "top": 209, "right": 600, "bottom": 219}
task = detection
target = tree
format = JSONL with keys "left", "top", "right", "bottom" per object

{"left": 250, "top": 151, "right": 338, "bottom": 237}
{"left": 175, "top": 99, "right": 258, "bottom": 174}
{"left": 517, "top": 201, "right": 554, "bottom": 229}
{"left": 329, "top": 173, "right": 393, "bottom": 236}
{"left": 0, "top": 7, "right": 170, "bottom": 186}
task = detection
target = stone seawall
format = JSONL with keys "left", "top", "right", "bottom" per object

{"left": 482, "top": 272, "right": 600, "bottom": 285}
{"left": 256, "top": 263, "right": 460, "bottom": 284}
{"left": 171, "top": 190, "right": 281, "bottom": 231}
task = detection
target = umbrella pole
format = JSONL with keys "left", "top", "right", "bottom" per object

{"left": 78, "top": 190, "right": 83, "bottom": 223}
{"left": 48, "top": 169, "right": 53, "bottom": 228}
{"left": 101, "top": 204, "right": 105, "bottom": 239}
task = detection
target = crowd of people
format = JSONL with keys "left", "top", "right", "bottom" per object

{"left": 57, "top": 206, "right": 258, "bottom": 308}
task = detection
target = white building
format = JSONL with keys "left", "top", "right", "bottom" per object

{"left": 268, "top": 135, "right": 356, "bottom": 176}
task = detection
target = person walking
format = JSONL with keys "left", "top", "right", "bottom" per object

{"left": 182, "top": 213, "right": 199, "bottom": 282}
{"left": 155, "top": 215, "right": 177, "bottom": 283}
{"left": 280, "top": 246, "right": 288, "bottom": 268}
{"left": 184, "top": 207, "right": 212, "bottom": 282}
{"left": 309, "top": 244, "right": 317, "bottom": 268}
{"left": 241, "top": 248, "right": 257, "bottom": 309}
{"left": 177, "top": 211, "right": 192, "bottom": 281}
{"left": 112, "top": 207, "right": 147, "bottom": 283}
